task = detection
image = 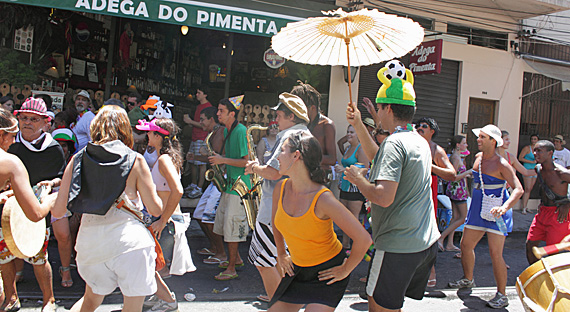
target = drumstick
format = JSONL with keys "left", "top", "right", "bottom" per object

{"left": 532, "top": 242, "right": 570, "bottom": 259}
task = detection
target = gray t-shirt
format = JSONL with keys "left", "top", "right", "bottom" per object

{"left": 257, "top": 124, "right": 309, "bottom": 225}
{"left": 368, "top": 131, "right": 440, "bottom": 253}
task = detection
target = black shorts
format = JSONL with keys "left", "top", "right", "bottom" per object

{"left": 366, "top": 243, "right": 437, "bottom": 309}
{"left": 451, "top": 199, "right": 467, "bottom": 204}
{"left": 269, "top": 251, "right": 349, "bottom": 308}
{"left": 339, "top": 190, "right": 365, "bottom": 201}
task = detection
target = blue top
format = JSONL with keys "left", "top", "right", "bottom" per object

{"left": 465, "top": 171, "right": 512, "bottom": 235}
{"left": 523, "top": 152, "right": 536, "bottom": 170}
{"left": 340, "top": 144, "right": 361, "bottom": 192}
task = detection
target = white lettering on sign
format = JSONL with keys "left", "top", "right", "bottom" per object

{"left": 409, "top": 63, "right": 436, "bottom": 72}
{"left": 195, "top": 10, "right": 278, "bottom": 35}
{"left": 108, "top": 0, "right": 119, "bottom": 13}
{"left": 159, "top": 4, "right": 172, "bottom": 19}
{"left": 411, "top": 45, "right": 436, "bottom": 62}
{"left": 216, "top": 13, "right": 231, "bottom": 28}
{"left": 231, "top": 15, "right": 242, "bottom": 30}
{"left": 197, "top": 11, "right": 209, "bottom": 24}
{"left": 173, "top": 7, "right": 188, "bottom": 22}
{"left": 120, "top": 0, "right": 134, "bottom": 15}
{"left": 75, "top": 0, "right": 148, "bottom": 17}
{"left": 266, "top": 21, "right": 277, "bottom": 34}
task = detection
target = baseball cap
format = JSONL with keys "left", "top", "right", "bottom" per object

{"left": 272, "top": 92, "right": 309, "bottom": 123}
{"left": 472, "top": 124, "right": 503, "bottom": 147}
{"left": 74, "top": 90, "right": 90, "bottom": 101}
{"left": 554, "top": 135, "right": 566, "bottom": 145}
{"left": 14, "top": 97, "right": 52, "bottom": 121}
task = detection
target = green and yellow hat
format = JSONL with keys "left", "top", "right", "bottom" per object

{"left": 375, "top": 66, "right": 416, "bottom": 107}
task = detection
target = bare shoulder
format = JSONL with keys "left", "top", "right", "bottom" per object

{"left": 132, "top": 154, "right": 149, "bottom": 172}
{"left": 435, "top": 145, "right": 448, "bottom": 157}
{"left": 316, "top": 188, "right": 340, "bottom": 208}
{"left": 0, "top": 152, "right": 24, "bottom": 174}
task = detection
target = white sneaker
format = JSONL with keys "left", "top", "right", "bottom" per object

{"left": 150, "top": 294, "right": 178, "bottom": 312}
{"left": 143, "top": 295, "right": 159, "bottom": 308}
{"left": 487, "top": 292, "right": 508, "bottom": 309}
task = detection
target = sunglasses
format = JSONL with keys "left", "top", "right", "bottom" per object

{"left": 17, "top": 115, "right": 44, "bottom": 123}
{"left": 127, "top": 101, "right": 136, "bottom": 106}
{"left": 415, "top": 124, "right": 429, "bottom": 129}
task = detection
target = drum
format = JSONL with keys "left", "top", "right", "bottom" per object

{"left": 0, "top": 187, "right": 48, "bottom": 258}
{"left": 516, "top": 253, "right": 570, "bottom": 312}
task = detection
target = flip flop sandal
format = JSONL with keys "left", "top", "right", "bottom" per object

{"left": 203, "top": 256, "right": 223, "bottom": 265}
{"left": 453, "top": 252, "right": 462, "bottom": 259}
{"left": 197, "top": 248, "right": 215, "bottom": 256}
{"left": 256, "top": 295, "right": 270, "bottom": 303}
{"left": 1, "top": 298, "right": 20, "bottom": 312}
{"left": 218, "top": 261, "right": 245, "bottom": 269}
{"left": 214, "top": 272, "right": 238, "bottom": 281}
{"left": 446, "top": 246, "right": 461, "bottom": 252}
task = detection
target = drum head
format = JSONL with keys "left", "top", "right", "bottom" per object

{"left": 1, "top": 196, "right": 46, "bottom": 258}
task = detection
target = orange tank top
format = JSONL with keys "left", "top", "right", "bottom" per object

{"left": 274, "top": 179, "right": 343, "bottom": 267}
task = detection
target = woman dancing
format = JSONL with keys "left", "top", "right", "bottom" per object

{"left": 53, "top": 106, "right": 163, "bottom": 312}
{"left": 270, "top": 131, "right": 372, "bottom": 311}
{"left": 136, "top": 118, "right": 195, "bottom": 311}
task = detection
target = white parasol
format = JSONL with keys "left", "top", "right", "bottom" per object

{"left": 272, "top": 8, "right": 424, "bottom": 102}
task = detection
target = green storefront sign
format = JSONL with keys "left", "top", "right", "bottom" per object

{"left": 0, "top": 0, "right": 305, "bottom": 36}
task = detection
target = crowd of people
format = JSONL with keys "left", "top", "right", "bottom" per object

{"left": 0, "top": 58, "right": 568, "bottom": 312}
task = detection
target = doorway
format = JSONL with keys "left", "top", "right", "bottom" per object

{"left": 466, "top": 98, "right": 496, "bottom": 167}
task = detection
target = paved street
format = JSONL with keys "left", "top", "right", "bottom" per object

{"left": 13, "top": 210, "right": 538, "bottom": 311}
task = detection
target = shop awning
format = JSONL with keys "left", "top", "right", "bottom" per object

{"left": 522, "top": 54, "right": 570, "bottom": 92}
{"left": 0, "top": 0, "right": 333, "bottom": 37}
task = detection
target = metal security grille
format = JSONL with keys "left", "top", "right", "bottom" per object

{"left": 358, "top": 59, "right": 460, "bottom": 147}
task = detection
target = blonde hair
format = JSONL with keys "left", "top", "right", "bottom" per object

{"left": 90, "top": 105, "right": 133, "bottom": 148}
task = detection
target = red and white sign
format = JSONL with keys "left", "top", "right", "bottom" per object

{"left": 264, "top": 48, "right": 286, "bottom": 69}
{"left": 409, "top": 39, "right": 443, "bottom": 75}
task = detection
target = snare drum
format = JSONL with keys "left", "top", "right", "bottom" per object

{"left": 516, "top": 253, "right": 570, "bottom": 312}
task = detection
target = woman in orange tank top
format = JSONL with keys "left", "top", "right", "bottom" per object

{"left": 269, "top": 131, "right": 372, "bottom": 311}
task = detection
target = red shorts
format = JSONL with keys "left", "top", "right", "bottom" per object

{"left": 527, "top": 205, "right": 570, "bottom": 245}
{"left": 431, "top": 175, "right": 438, "bottom": 219}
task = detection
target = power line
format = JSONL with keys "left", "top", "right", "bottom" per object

{"left": 368, "top": 0, "right": 570, "bottom": 39}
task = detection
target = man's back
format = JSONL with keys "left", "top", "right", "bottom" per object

{"left": 368, "top": 131, "right": 439, "bottom": 253}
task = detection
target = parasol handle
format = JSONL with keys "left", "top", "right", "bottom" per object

{"left": 344, "top": 20, "right": 353, "bottom": 106}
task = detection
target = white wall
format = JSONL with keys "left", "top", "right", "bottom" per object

{"left": 328, "top": 66, "right": 360, "bottom": 162}
{"left": 442, "top": 41, "right": 528, "bottom": 156}
{"left": 326, "top": 42, "right": 531, "bottom": 157}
